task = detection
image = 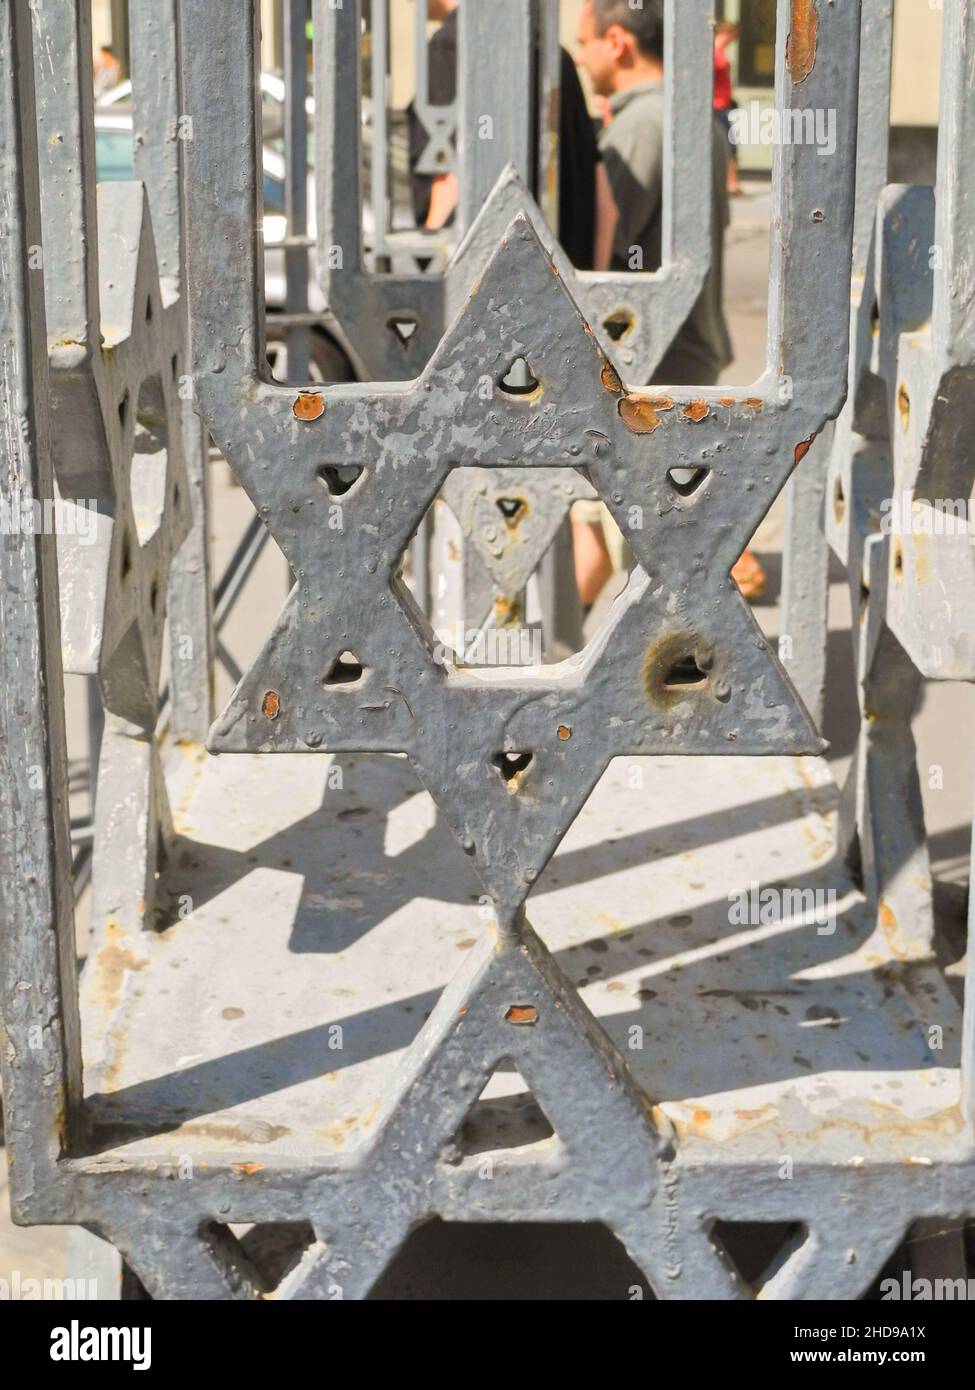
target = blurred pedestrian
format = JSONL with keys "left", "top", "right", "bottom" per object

{"left": 406, "top": 0, "right": 600, "bottom": 268}
{"left": 714, "top": 21, "right": 743, "bottom": 197}
{"left": 575, "top": 0, "right": 765, "bottom": 602}
{"left": 92, "top": 45, "right": 122, "bottom": 101}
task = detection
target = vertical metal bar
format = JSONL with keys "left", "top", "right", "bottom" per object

{"left": 316, "top": 0, "right": 365, "bottom": 285}
{"left": 129, "top": 0, "right": 182, "bottom": 283}
{"left": 285, "top": 0, "right": 311, "bottom": 382}
{"left": 535, "top": 0, "right": 561, "bottom": 236}
{"left": 130, "top": 0, "right": 215, "bottom": 741}
{"left": 537, "top": 518, "right": 584, "bottom": 661}
{"left": 168, "top": 414, "right": 215, "bottom": 742}
{"left": 851, "top": 0, "right": 893, "bottom": 280}
{"left": 182, "top": 0, "right": 265, "bottom": 394}
{"left": 765, "top": 0, "right": 859, "bottom": 405}
{"left": 0, "top": 0, "right": 83, "bottom": 1218}
{"left": 458, "top": 0, "right": 533, "bottom": 234}
{"left": 370, "top": 0, "right": 391, "bottom": 263}
{"left": 32, "top": 0, "right": 101, "bottom": 357}
{"left": 931, "top": 0, "right": 975, "bottom": 371}
{"left": 779, "top": 0, "right": 885, "bottom": 727}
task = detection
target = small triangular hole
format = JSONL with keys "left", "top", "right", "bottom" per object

{"left": 603, "top": 309, "right": 634, "bottom": 343}
{"left": 667, "top": 466, "right": 710, "bottom": 498}
{"left": 496, "top": 496, "right": 527, "bottom": 526}
{"left": 388, "top": 314, "right": 419, "bottom": 347}
{"left": 499, "top": 356, "right": 540, "bottom": 397}
{"left": 455, "top": 1059, "right": 556, "bottom": 1156}
{"left": 317, "top": 464, "right": 363, "bottom": 497}
{"left": 325, "top": 652, "right": 365, "bottom": 686}
{"left": 492, "top": 750, "right": 533, "bottom": 789}
{"left": 202, "top": 1221, "right": 318, "bottom": 1297}
{"left": 663, "top": 656, "right": 708, "bottom": 689}
{"left": 709, "top": 1221, "right": 807, "bottom": 1296}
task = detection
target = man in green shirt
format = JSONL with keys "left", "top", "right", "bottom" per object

{"left": 576, "top": 0, "right": 733, "bottom": 387}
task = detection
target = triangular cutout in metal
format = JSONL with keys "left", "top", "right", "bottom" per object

{"left": 708, "top": 1221, "right": 808, "bottom": 1297}
{"left": 499, "top": 356, "right": 540, "bottom": 397}
{"left": 455, "top": 1056, "right": 556, "bottom": 1155}
{"left": 388, "top": 314, "right": 419, "bottom": 348}
{"left": 324, "top": 651, "right": 366, "bottom": 686}
{"left": 317, "top": 464, "right": 363, "bottom": 497}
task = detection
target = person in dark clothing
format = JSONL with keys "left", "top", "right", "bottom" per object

{"left": 406, "top": 1, "right": 599, "bottom": 268}
{"left": 555, "top": 46, "right": 598, "bottom": 269}
{"left": 407, "top": 1, "right": 459, "bottom": 229}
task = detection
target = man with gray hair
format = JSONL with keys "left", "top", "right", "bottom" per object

{"left": 576, "top": 0, "right": 732, "bottom": 387}
{"left": 574, "top": 0, "right": 765, "bottom": 601}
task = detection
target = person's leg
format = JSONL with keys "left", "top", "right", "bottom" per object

{"left": 716, "top": 109, "right": 742, "bottom": 195}
{"left": 572, "top": 508, "right": 614, "bottom": 609}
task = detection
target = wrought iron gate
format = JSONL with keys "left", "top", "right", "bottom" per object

{"left": 1, "top": 0, "right": 974, "bottom": 1299}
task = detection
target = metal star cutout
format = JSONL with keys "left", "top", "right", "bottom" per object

{"left": 207, "top": 214, "right": 821, "bottom": 918}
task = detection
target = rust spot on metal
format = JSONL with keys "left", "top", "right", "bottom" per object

{"left": 786, "top": 0, "right": 818, "bottom": 84}
{"left": 262, "top": 690, "right": 280, "bottom": 720}
{"left": 742, "top": 397, "right": 764, "bottom": 411}
{"left": 557, "top": 724, "right": 572, "bottom": 741}
{"left": 601, "top": 360, "right": 624, "bottom": 394}
{"left": 719, "top": 396, "right": 736, "bottom": 408}
{"left": 505, "top": 1004, "right": 538, "bottom": 1026}
{"left": 232, "top": 1162, "right": 266, "bottom": 1175}
{"left": 897, "top": 383, "right": 911, "bottom": 430}
{"left": 493, "top": 595, "right": 521, "bottom": 626}
{"left": 89, "top": 922, "right": 149, "bottom": 1015}
{"left": 619, "top": 394, "right": 674, "bottom": 435}
{"left": 318, "top": 1116, "right": 360, "bottom": 1147}
{"left": 683, "top": 400, "right": 709, "bottom": 423}
{"left": 794, "top": 432, "right": 818, "bottom": 464}
{"left": 913, "top": 536, "right": 930, "bottom": 585}
{"left": 293, "top": 391, "right": 325, "bottom": 421}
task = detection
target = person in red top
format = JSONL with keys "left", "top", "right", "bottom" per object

{"left": 714, "top": 21, "right": 743, "bottom": 198}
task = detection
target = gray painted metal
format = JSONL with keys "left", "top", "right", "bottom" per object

{"left": 5, "top": 0, "right": 975, "bottom": 1302}
{"left": 815, "top": 0, "right": 975, "bottom": 975}
{"left": 33, "top": 0, "right": 194, "bottom": 936}
{"left": 0, "top": 0, "right": 83, "bottom": 1224}
{"left": 818, "top": 1, "right": 935, "bottom": 960}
